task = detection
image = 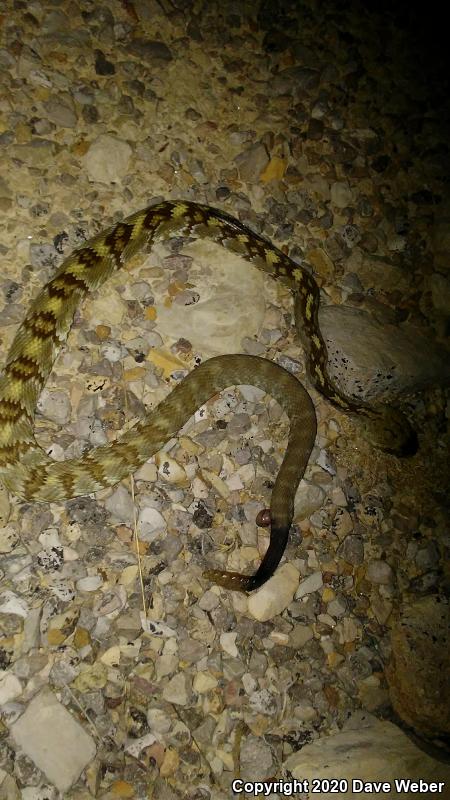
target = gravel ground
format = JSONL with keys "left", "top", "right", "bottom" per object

{"left": 0, "top": 2, "right": 449, "bottom": 798}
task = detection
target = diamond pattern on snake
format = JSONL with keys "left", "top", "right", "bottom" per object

{"left": 0, "top": 201, "right": 417, "bottom": 591}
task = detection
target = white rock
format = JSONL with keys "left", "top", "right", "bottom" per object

{"left": 10, "top": 688, "right": 96, "bottom": 792}
{"left": 330, "top": 180, "right": 354, "bottom": 208}
{"left": 100, "top": 342, "right": 126, "bottom": 362}
{"left": 141, "top": 618, "right": 176, "bottom": 638}
{"left": 154, "top": 241, "right": 266, "bottom": 356}
{"left": 125, "top": 732, "right": 157, "bottom": 759}
{"left": 0, "top": 591, "right": 29, "bottom": 618}
{"left": 137, "top": 506, "right": 167, "bottom": 541}
{"left": 156, "top": 654, "right": 179, "bottom": 680}
{"left": 23, "top": 607, "right": 41, "bottom": 653}
{"left": 46, "top": 443, "right": 65, "bottom": 461}
{"left": 247, "top": 563, "right": 299, "bottom": 621}
{"left": 242, "top": 672, "right": 258, "bottom": 694}
{"left": 220, "top": 631, "right": 239, "bottom": 657}
{"left": 200, "top": 469, "right": 230, "bottom": 499}
{"left": 147, "top": 707, "right": 171, "bottom": 734}
{"left": 118, "top": 565, "right": 139, "bottom": 586}
{"left": 269, "top": 630, "right": 289, "bottom": 645}
{"left": 134, "top": 461, "right": 158, "bottom": 482}
{"left": 336, "top": 616, "right": 361, "bottom": 644}
{"left": 294, "top": 481, "right": 326, "bottom": 519}
{"left": 0, "top": 671, "right": 22, "bottom": 704}
{"left": 284, "top": 712, "right": 450, "bottom": 793}
{"left": 104, "top": 484, "right": 134, "bottom": 522}
{"left": 294, "top": 700, "right": 317, "bottom": 722}
{"left": 192, "top": 476, "right": 209, "bottom": 499}
{"left": 320, "top": 305, "right": 450, "bottom": 400}
{"left": 76, "top": 576, "right": 103, "bottom": 592}
{"left": 193, "top": 671, "right": 218, "bottom": 693}
{"left": 38, "top": 528, "right": 61, "bottom": 549}
{"left": 295, "top": 570, "right": 323, "bottom": 599}
{"left": 155, "top": 452, "right": 187, "bottom": 485}
{"left": 21, "top": 786, "right": 58, "bottom": 800}
{"left": 84, "top": 133, "right": 132, "bottom": 183}
{"left": 226, "top": 472, "right": 244, "bottom": 491}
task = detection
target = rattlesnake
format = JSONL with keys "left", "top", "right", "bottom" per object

{"left": 0, "top": 201, "right": 417, "bottom": 590}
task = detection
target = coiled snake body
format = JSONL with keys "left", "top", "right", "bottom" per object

{"left": 0, "top": 201, "right": 417, "bottom": 591}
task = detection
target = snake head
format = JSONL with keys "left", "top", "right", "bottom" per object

{"left": 361, "top": 407, "right": 418, "bottom": 457}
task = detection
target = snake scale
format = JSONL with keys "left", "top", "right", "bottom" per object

{"left": 0, "top": 201, "right": 417, "bottom": 591}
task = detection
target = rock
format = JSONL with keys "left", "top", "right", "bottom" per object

{"left": 104, "top": 485, "right": 134, "bottom": 523}
{"left": 137, "top": 506, "right": 167, "bottom": 541}
{"left": 10, "top": 688, "right": 96, "bottom": 792}
{"left": 332, "top": 508, "right": 354, "bottom": 539}
{"left": 234, "top": 143, "right": 269, "bottom": 182}
{"left": 154, "top": 240, "right": 266, "bottom": 356}
{"left": 127, "top": 39, "right": 173, "bottom": 63}
{"left": 155, "top": 452, "right": 187, "bottom": 485}
{"left": 147, "top": 348, "right": 186, "bottom": 378}
{"left": 37, "top": 390, "right": 71, "bottom": 425}
{"left": 386, "top": 595, "right": 450, "bottom": 741}
{"left": 0, "top": 671, "right": 22, "bottom": 704}
{"left": 162, "top": 673, "right": 189, "bottom": 706}
{"left": 295, "top": 571, "right": 323, "bottom": 599}
{"left": 294, "top": 481, "right": 326, "bottom": 519}
{"left": 178, "top": 637, "right": 208, "bottom": 664}
{"left": 336, "top": 617, "right": 361, "bottom": 644}
{"left": 192, "top": 672, "right": 218, "bottom": 693}
{"left": 270, "top": 66, "right": 319, "bottom": 95}
{"left": 371, "top": 594, "right": 393, "bottom": 625}
{"left": 307, "top": 247, "right": 334, "bottom": 280}
{"left": 294, "top": 699, "right": 317, "bottom": 722}
{"left": 320, "top": 305, "right": 450, "bottom": 400}
{"left": 43, "top": 97, "right": 77, "bottom": 128}
{"left": 84, "top": 134, "right": 132, "bottom": 183}
{"left": 356, "top": 255, "right": 412, "bottom": 293}
{"left": 330, "top": 181, "right": 354, "bottom": 208}
{"left": 289, "top": 624, "right": 314, "bottom": 648}
{"left": 338, "top": 534, "right": 364, "bottom": 565}
{"left": 220, "top": 631, "right": 239, "bottom": 657}
{"left": 328, "top": 596, "right": 348, "bottom": 618}
{"left": 0, "top": 591, "right": 29, "bottom": 618}
{"left": 366, "top": 559, "right": 394, "bottom": 585}
{"left": 284, "top": 712, "right": 450, "bottom": 795}
{"left": 247, "top": 563, "right": 299, "bottom": 621}
{"left": 240, "top": 735, "right": 273, "bottom": 781}
{"left": 76, "top": 576, "right": 103, "bottom": 592}
{"left": 134, "top": 461, "right": 158, "bottom": 483}
{"left": 358, "top": 674, "right": 390, "bottom": 712}
{"left": 10, "top": 139, "right": 56, "bottom": 167}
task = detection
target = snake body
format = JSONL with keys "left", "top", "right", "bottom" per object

{"left": 0, "top": 201, "right": 417, "bottom": 591}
